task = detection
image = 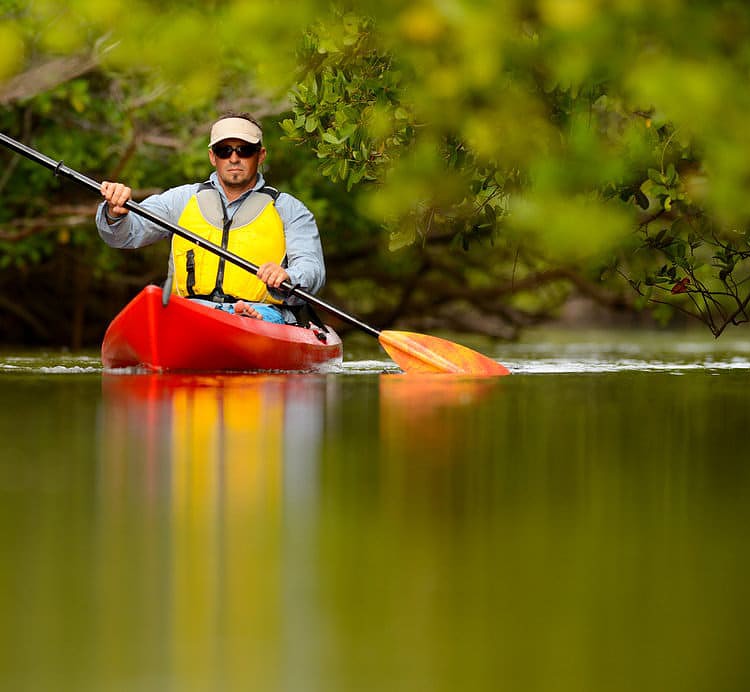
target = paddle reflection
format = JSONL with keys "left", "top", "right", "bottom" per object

{"left": 379, "top": 374, "right": 500, "bottom": 463}
{"left": 97, "top": 373, "right": 327, "bottom": 687}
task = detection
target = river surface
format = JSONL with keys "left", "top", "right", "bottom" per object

{"left": 0, "top": 329, "right": 749, "bottom": 692}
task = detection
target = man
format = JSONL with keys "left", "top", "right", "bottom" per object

{"left": 97, "top": 113, "right": 325, "bottom": 323}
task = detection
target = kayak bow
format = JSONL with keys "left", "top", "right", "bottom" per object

{"left": 102, "top": 286, "right": 343, "bottom": 372}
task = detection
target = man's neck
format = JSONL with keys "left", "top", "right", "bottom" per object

{"left": 222, "top": 186, "right": 253, "bottom": 204}
{"left": 219, "top": 176, "right": 258, "bottom": 203}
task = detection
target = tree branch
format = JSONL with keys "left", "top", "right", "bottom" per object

{"left": 0, "top": 55, "right": 96, "bottom": 105}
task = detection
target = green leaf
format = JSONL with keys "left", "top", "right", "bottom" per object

{"left": 666, "top": 162, "right": 677, "bottom": 186}
{"left": 484, "top": 204, "right": 497, "bottom": 226}
{"left": 339, "top": 123, "right": 358, "bottom": 140}
{"left": 347, "top": 165, "right": 367, "bottom": 190}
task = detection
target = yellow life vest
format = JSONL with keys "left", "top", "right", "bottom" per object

{"left": 171, "top": 185, "right": 286, "bottom": 303}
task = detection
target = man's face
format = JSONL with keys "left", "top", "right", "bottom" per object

{"left": 209, "top": 138, "right": 266, "bottom": 192}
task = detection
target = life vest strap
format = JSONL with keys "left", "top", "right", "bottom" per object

{"left": 186, "top": 249, "right": 196, "bottom": 296}
{"left": 258, "top": 185, "right": 280, "bottom": 201}
{"left": 186, "top": 292, "right": 240, "bottom": 304}
{"left": 285, "top": 288, "right": 328, "bottom": 332}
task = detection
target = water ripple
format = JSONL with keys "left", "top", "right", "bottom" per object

{"left": 1, "top": 340, "right": 748, "bottom": 376}
{"left": 0, "top": 355, "right": 102, "bottom": 374}
{"left": 506, "top": 357, "right": 750, "bottom": 375}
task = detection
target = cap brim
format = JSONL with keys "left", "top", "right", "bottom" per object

{"left": 208, "top": 117, "right": 263, "bottom": 147}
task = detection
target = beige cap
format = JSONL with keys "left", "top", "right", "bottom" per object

{"left": 208, "top": 117, "right": 262, "bottom": 147}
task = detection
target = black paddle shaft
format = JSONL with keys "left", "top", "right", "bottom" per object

{"left": 0, "top": 132, "right": 380, "bottom": 337}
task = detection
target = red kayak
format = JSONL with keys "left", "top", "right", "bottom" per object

{"left": 101, "top": 285, "right": 343, "bottom": 372}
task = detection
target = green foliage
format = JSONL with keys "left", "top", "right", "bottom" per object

{"left": 281, "top": 2, "right": 750, "bottom": 335}
{"left": 281, "top": 12, "right": 414, "bottom": 191}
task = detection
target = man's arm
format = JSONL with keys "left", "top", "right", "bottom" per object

{"left": 272, "top": 193, "right": 326, "bottom": 302}
{"left": 96, "top": 182, "right": 196, "bottom": 249}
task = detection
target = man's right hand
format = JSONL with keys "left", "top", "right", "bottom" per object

{"left": 100, "top": 181, "right": 132, "bottom": 218}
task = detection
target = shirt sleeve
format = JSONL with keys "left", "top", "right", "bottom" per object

{"left": 96, "top": 184, "right": 197, "bottom": 249}
{"left": 274, "top": 192, "right": 326, "bottom": 303}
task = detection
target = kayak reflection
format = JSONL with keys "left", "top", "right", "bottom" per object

{"left": 100, "top": 372, "right": 326, "bottom": 476}
{"left": 97, "top": 373, "right": 328, "bottom": 687}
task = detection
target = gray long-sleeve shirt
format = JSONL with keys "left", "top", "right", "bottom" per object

{"left": 96, "top": 171, "right": 325, "bottom": 304}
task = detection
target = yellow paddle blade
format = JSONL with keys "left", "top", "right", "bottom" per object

{"left": 378, "top": 330, "right": 510, "bottom": 376}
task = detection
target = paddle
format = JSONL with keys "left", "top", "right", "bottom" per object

{"left": 0, "top": 132, "right": 510, "bottom": 375}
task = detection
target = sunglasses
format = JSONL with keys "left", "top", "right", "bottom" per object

{"left": 211, "top": 143, "right": 261, "bottom": 159}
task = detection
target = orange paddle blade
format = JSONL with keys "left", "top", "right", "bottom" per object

{"left": 378, "top": 330, "right": 510, "bottom": 376}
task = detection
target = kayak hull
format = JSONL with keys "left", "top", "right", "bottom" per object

{"left": 101, "top": 285, "right": 343, "bottom": 372}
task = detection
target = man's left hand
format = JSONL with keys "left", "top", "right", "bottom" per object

{"left": 257, "top": 262, "right": 290, "bottom": 289}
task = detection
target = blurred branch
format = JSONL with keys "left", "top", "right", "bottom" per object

{"left": 0, "top": 209, "right": 94, "bottom": 240}
{"left": 0, "top": 37, "right": 116, "bottom": 105}
{"left": 0, "top": 196, "right": 160, "bottom": 241}
{"left": 0, "top": 55, "right": 96, "bottom": 104}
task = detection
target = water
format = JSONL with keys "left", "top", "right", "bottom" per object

{"left": 0, "top": 330, "right": 748, "bottom": 691}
